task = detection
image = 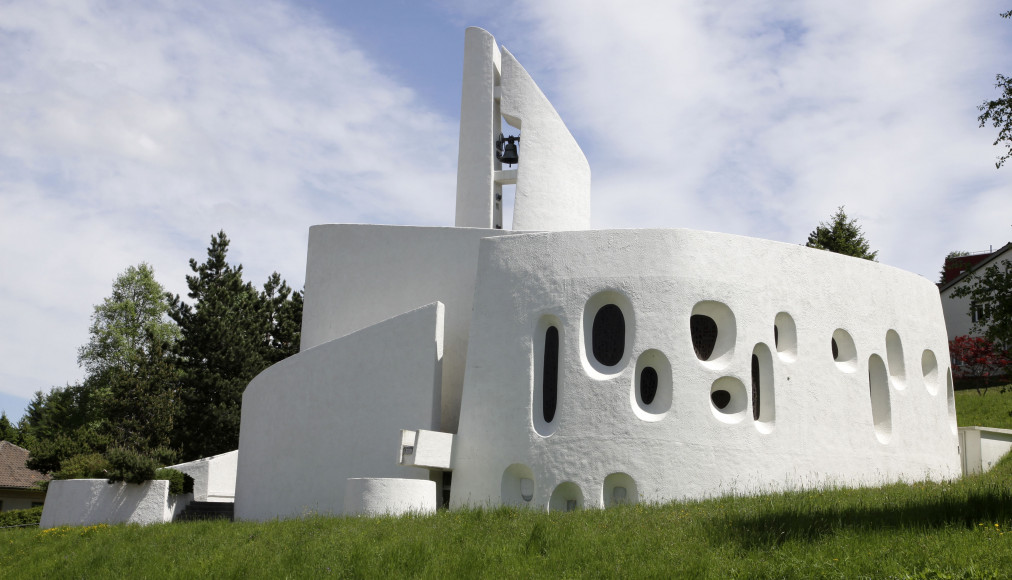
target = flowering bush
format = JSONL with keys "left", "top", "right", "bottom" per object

{"left": 949, "top": 335, "right": 1010, "bottom": 394}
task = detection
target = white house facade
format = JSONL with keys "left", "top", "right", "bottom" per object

{"left": 233, "top": 28, "right": 961, "bottom": 520}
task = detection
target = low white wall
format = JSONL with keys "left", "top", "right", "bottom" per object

{"left": 171, "top": 450, "right": 238, "bottom": 502}
{"left": 959, "top": 426, "right": 1012, "bottom": 475}
{"left": 39, "top": 479, "right": 190, "bottom": 528}
{"left": 343, "top": 478, "right": 437, "bottom": 516}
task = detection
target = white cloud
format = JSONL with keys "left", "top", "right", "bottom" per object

{"left": 0, "top": 0, "right": 459, "bottom": 402}
{"left": 484, "top": 0, "right": 1011, "bottom": 277}
{"left": 3, "top": 0, "right": 1011, "bottom": 412}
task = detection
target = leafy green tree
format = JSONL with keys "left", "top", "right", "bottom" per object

{"left": 978, "top": 10, "right": 1012, "bottom": 169}
{"left": 951, "top": 258, "right": 1012, "bottom": 354}
{"left": 101, "top": 331, "right": 181, "bottom": 455}
{"left": 805, "top": 206, "right": 879, "bottom": 261}
{"left": 169, "top": 231, "right": 302, "bottom": 460}
{"left": 78, "top": 263, "right": 180, "bottom": 377}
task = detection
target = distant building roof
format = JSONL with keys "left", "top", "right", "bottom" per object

{"left": 938, "top": 242, "right": 1012, "bottom": 293}
{"left": 0, "top": 441, "right": 50, "bottom": 489}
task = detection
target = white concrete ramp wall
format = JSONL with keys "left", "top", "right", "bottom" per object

{"left": 170, "top": 450, "right": 238, "bottom": 502}
{"left": 959, "top": 426, "right": 1012, "bottom": 475}
{"left": 40, "top": 479, "right": 189, "bottom": 528}
{"left": 235, "top": 303, "right": 445, "bottom": 521}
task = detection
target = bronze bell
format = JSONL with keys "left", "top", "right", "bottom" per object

{"left": 495, "top": 133, "right": 520, "bottom": 166}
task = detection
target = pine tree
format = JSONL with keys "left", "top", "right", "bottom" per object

{"left": 0, "top": 412, "right": 20, "bottom": 443}
{"left": 169, "top": 231, "right": 302, "bottom": 460}
{"left": 805, "top": 206, "right": 879, "bottom": 261}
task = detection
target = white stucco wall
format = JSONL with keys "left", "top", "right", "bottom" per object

{"left": 235, "top": 303, "right": 445, "bottom": 521}
{"left": 170, "top": 450, "right": 237, "bottom": 502}
{"left": 39, "top": 479, "right": 188, "bottom": 528}
{"left": 454, "top": 27, "right": 501, "bottom": 229}
{"left": 451, "top": 229, "right": 961, "bottom": 510}
{"left": 499, "top": 46, "right": 591, "bottom": 232}
{"left": 940, "top": 286, "right": 974, "bottom": 341}
{"left": 299, "top": 224, "right": 513, "bottom": 432}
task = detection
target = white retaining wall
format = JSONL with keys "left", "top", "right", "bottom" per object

{"left": 959, "top": 426, "right": 1012, "bottom": 475}
{"left": 39, "top": 479, "right": 189, "bottom": 528}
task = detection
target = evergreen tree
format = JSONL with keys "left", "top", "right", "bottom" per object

{"left": 805, "top": 206, "right": 879, "bottom": 261}
{"left": 169, "top": 231, "right": 302, "bottom": 460}
{"left": 0, "top": 411, "right": 20, "bottom": 443}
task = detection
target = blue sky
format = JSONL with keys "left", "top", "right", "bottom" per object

{"left": 1, "top": 0, "right": 1010, "bottom": 421}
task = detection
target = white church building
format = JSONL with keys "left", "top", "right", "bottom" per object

{"left": 232, "top": 27, "right": 961, "bottom": 519}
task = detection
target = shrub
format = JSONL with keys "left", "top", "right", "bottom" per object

{"left": 53, "top": 452, "right": 111, "bottom": 481}
{"left": 104, "top": 447, "right": 160, "bottom": 485}
{"left": 153, "top": 468, "right": 194, "bottom": 495}
{"left": 0, "top": 506, "right": 43, "bottom": 528}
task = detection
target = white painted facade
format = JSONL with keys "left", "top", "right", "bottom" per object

{"left": 233, "top": 27, "right": 963, "bottom": 519}
{"left": 40, "top": 479, "right": 189, "bottom": 528}
{"left": 939, "top": 244, "right": 1012, "bottom": 341}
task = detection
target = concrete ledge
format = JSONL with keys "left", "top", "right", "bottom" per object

{"left": 343, "top": 478, "right": 436, "bottom": 516}
{"left": 959, "top": 426, "right": 1012, "bottom": 476}
{"left": 40, "top": 479, "right": 190, "bottom": 528}
{"left": 170, "top": 450, "right": 237, "bottom": 502}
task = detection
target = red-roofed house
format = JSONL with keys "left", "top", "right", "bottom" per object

{"left": 0, "top": 441, "right": 48, "bottom": 511}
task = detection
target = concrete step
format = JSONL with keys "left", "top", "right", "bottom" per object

{"left": 177, "top": 501, "right": 234, "bottom": 522}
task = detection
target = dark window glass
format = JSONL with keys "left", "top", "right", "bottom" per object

{"left": 774, "top": 325, "right": 779, "bottom": 348}
{"left": 690, "top": 315, "right": 718, "bottom": 360}
{"left": 592, "top": 305, "right": 625, "bottom": 366}
{"left": 543, "top": 326, "right": 559, "bottom": 423}
{"left": 832, "top": 338, "right": 839, "bottom": 360}
{"left": 751, "top": 354, "right": 760, "bottom": 421}
{"left": 711, "top": 390, "right": 731, "bottom": 409}
{"left": 640, "top": 366, "right": 658, "bottom": 405}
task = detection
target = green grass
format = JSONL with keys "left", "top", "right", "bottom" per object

{"left": 3, "top": 391, "right": 1009, "bottom": 578}
{"left": 955, "top": 386, "right": 1012, "bottom": 429}
{"left": 5, "top": 456, "right": 1012, "bottom": 579}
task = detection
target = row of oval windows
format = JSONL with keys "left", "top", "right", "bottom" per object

{"left": 536, "top": 295, "right": 954, "bottom": 437}
{"left": 502, "top": 465, "right": 637, "bottom": 511}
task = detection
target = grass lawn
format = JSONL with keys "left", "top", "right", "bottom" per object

{"left": 955, "top": 386, "right": 1012, "bottom": 429}
{"left": 4, "top": 455, "right": 1012, "bottom": 579}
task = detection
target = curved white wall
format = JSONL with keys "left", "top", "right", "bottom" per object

{"left": 236, "top": 303, "right": 445, "bottom": 521}
{"left": 451, "top": 229, "right": 960, "bottom": 509}
{"left": 343, "top": 478, "right": 437, "bottom": 516}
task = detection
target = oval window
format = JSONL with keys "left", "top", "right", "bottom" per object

{"left": 543, "top": 326, "right": 559, "bottom": 423}
{"left": 640, "top": 366, "right": 658, "bottom": 405}
{"left": 592, "top": 304, "right": 625, "bottom": 366}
